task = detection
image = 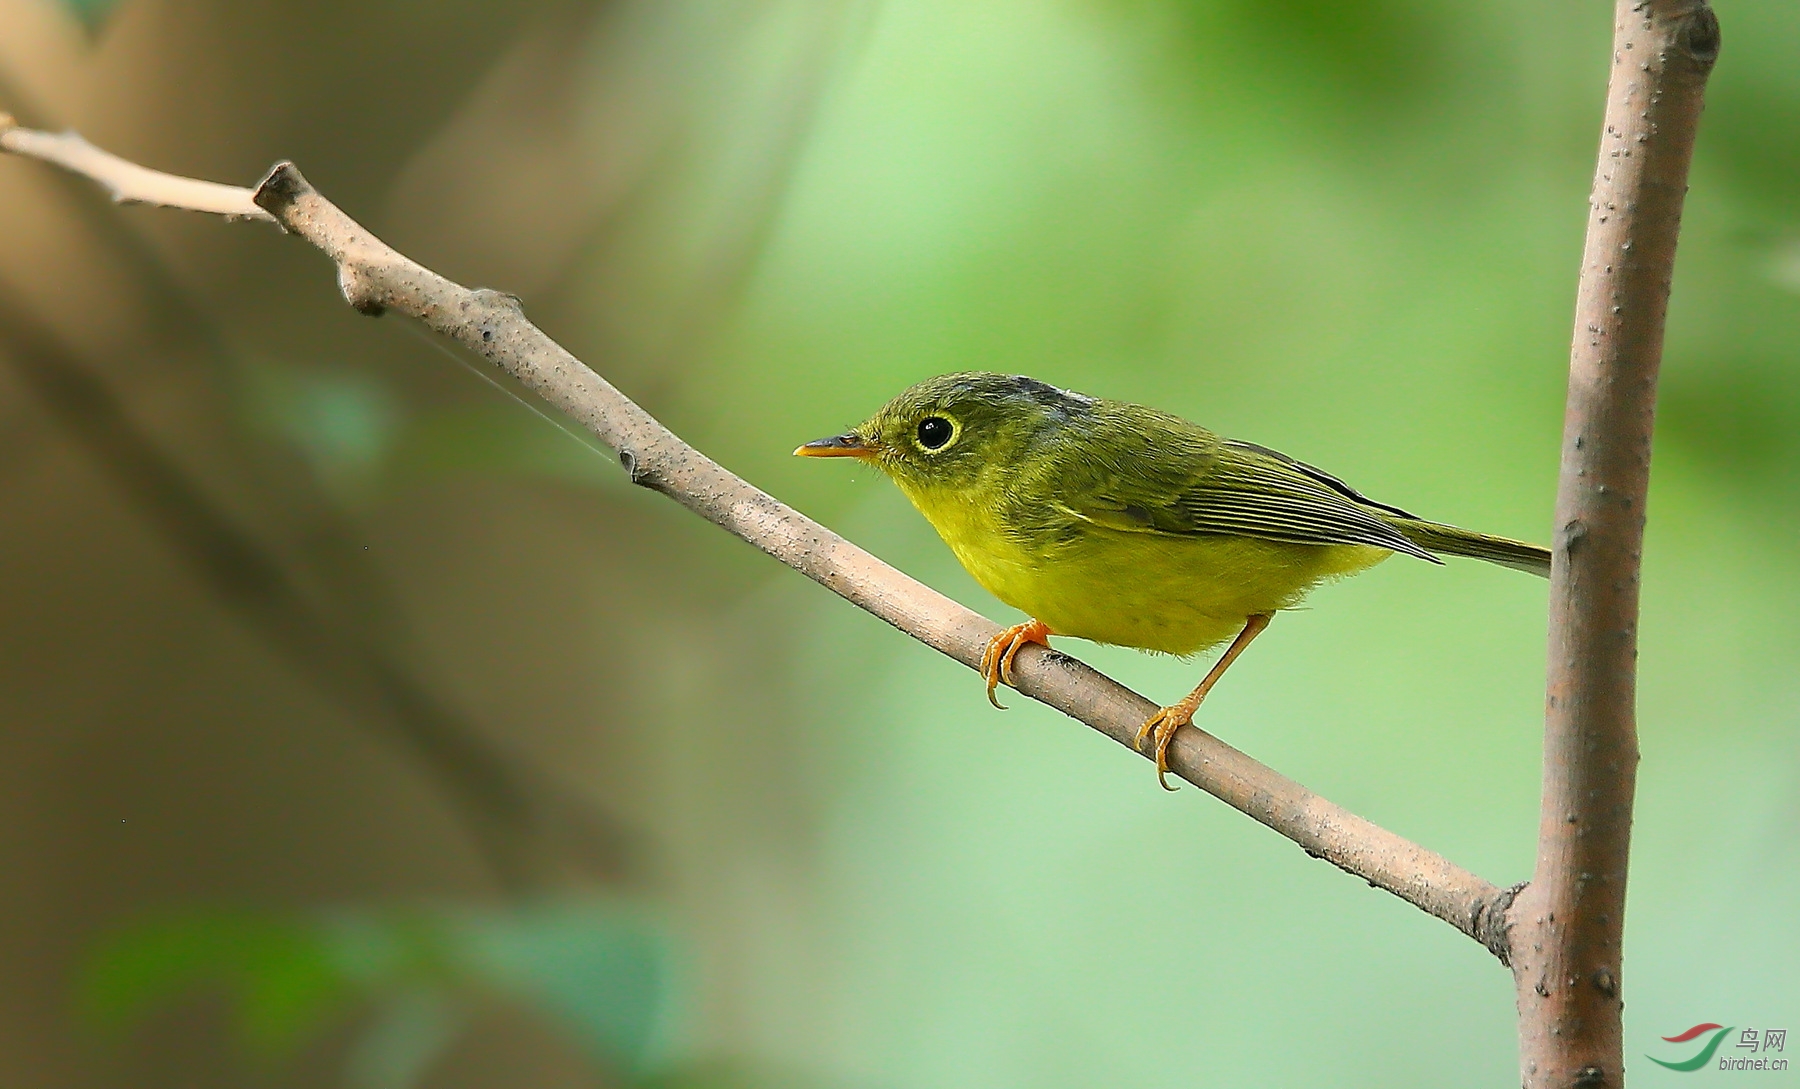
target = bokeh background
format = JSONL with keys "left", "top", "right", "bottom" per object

{"left": 1, "top": 0, "right": 1796, "bottom": 1085}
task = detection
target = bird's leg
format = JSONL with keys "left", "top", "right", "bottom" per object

{"left": 1136, "top": 612, "right": 1272, "bottom": 791}
{"left": 979, "top": 618, "right": 1053, "bottom": 709}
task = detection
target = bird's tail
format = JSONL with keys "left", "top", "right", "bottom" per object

{"left": 1385, "top": 518, "right": 1551, "bottom": 578}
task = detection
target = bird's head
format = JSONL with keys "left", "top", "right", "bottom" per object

{"left": 794, "top": 372, "right": 1093, "bottom": 495}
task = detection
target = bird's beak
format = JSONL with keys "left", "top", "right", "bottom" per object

{"left": 793, "top": 432, "right": 876, "bottom": 459}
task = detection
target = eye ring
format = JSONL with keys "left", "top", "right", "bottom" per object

{"left": 916, "top": 416, "right": 955, "bottom": 451}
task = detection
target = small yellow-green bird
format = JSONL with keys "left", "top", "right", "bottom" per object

{"left": 796, "top": 372, "right": 1549, "bottom": 789}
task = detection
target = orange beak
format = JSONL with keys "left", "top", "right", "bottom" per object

{"left": 793, "top": 432, "right": 876, "bottom": 459}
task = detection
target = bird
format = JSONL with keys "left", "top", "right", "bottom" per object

{"left": 795, "top": 372, "right": 1549, "bottom": 789}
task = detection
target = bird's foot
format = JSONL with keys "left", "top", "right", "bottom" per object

{"left": 1134, "top": 613, "right": 1272, "bottom": 791}
{"left": 1135, "top": 694, "right": 1205, "bottom": 792}
{"left": 979, "top": 619, "right": 1053, "bottom": 709}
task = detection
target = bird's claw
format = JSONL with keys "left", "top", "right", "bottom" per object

{"left": 980, "top": 619, "right": 1052, "bottom": 710}
{"left": 980, "top": 637, "right": 1007, "bottom": 709}
{"left": 1132, "top": 613, "right": 1271, "bottom": 791}
{"left": 1136, "top": 704, "right": 1193, "bottom": 791}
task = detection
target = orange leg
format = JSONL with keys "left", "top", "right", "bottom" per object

{"left": 1135, "top": 612, "right": 1273, "bottom": 791}
{"left": 979, "top": 619, "right": 1053, "bottom": 709}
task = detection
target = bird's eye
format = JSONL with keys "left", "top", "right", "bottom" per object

{"left": 916, "top": 416, "right": 954, "bottom": 450}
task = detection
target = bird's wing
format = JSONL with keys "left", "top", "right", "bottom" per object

{"left": 1058, "top": 433, "right": 1438, "bottom": 561}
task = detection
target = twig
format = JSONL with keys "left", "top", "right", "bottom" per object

{"left": 0, "top": 118, "right": 272, "bottom": 221}
{"left": 1508, "top": 3, "right": 1718, "bottom": 1087}
{"left": 0, "top": 105, "right": 634, "bottom": 890}
{"left": 2, "top": 116, "right": 1514, "bottom": 952}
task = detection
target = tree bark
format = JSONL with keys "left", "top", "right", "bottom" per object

{"left": 1507, "top": 4, "right": 1717, "bottom": 1087}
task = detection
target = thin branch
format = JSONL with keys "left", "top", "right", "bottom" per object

{"left": 0, "top": 111, "right": 637, "bottom": 890}
{"left": 1508, "top": 4, "right": 1718, "bottom": 1087}
{"left": 0, "top": 118, "right": 273, "bottom": 221}
{"left": 2, "top": 116, "right": 1515, "bottom": 953}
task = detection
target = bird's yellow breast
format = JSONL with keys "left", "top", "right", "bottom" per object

{"left": 896, "top": 477, "right": 1390, "bottom": 656}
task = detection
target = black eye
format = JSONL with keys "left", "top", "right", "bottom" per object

{"left": 917, "top": 416, "right": 954, "bottom": 450}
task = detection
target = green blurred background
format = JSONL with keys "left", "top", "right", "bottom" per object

{"left": 0, "top": 0, "right": 1795, "bottom": 1085}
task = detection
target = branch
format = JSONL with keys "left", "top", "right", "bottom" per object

{"left": 1508, "top": 4, "right": 1718, "bottom": 1087}
{"left": 0, "top": 120, "right": 272, "bottom": 221}
{"left": 0, "top": 110, "right": 634, "bottom": 891}
{"left": 2, "top": 115, "right": 1515, "bottom": 953}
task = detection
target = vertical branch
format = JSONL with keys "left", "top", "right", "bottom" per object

{"left": 1509, "top": 3, "right": 1717, "bottom": 1087}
